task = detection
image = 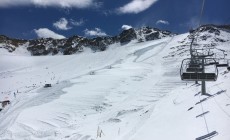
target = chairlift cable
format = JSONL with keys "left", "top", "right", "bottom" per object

{"left": 199, "top": 0, "right": 206, "bottom": 26}
{"left": 190, "top": 0, "right": 206, "bottom": 56}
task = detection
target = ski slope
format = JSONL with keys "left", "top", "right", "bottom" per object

{"left": 0, "top": 33, "right": 230, "bottom": 140}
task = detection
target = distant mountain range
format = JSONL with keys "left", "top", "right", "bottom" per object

{"left": 0, "top": 25, "right": 229, "bottom": 56}
{"left": 0, "top": 27, "right": 173, "bottom": 55}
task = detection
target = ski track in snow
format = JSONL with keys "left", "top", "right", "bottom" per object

{"left": 0, "top": 34, "right": 230, "bottom": 140}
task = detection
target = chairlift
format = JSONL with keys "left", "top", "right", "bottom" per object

{"left": 188, "top": 64, "right": 201, "bottom": 68}
{"left": 186, "top": 0, "right": 220, "bottom": 96}
{"left": 186, "top": 67, "right": 203, "bottom": 72}
{"left": 191, "top": 49, "right": 214, "bottom": 58}
{"left": 204, "top": 58, "right": 219, "bottom": 66}
{"left": 186, "top": 59, "right": 202, "bottom": 72}
{"left": 216, "top": 59, "right": 229, "bottom": 67}
{"left": 205, "top": 61, "right": 219, "bottom": 66}
{"left": 214, "top": 51, "right": 226, "bottom": 60}
{"left": 216, "top": 63, "right": 228, "bottom": 67}
{"left": 180, "top": 58, "right": 218, "bottom": 81}
{"left": 186, "top": 59, "right": 203, "bottom": 72}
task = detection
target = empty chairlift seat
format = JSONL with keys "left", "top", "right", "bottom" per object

{"left": 205, "top": 62, "right": 219, "bottom": 66}
{"left": 205, "top": 58, "right": 219, "bottom": 66}
{"left": 186, "top": 61, "right": 202, "bottom": 72}
{"left": 186, "top": 67, "right": 203, "bottom": 72}
{"left": 181, "top": 73, "right": 217, "bottom": 81}
{"left": 216, "top": 63, "right": 228, "bottom": 67}
{"left": 216, "top": 59, "right": 229, "bottom": 67}
{"left": 180, "top": 58, "right": 218, "bottom": 81}
{"left": 189, "top": 64, "right": 201, "bottom": 68}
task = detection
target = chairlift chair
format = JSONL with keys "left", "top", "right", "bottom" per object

{"left": 188, "top": 64, "right": 201, "bottom": 68}
{"left": 186, "top": 58, "right": 202, "bottom": 72}
{"left": 186, "top": 59, "right": 203, "bottom": 72}
{"left": 214, "top": 51, "right": 226, "bottom": 60}
{"left": 180, "top": 58, "right": 218, "bottom": 81}
{"left": 216, "top": 59, "right": 229, "bottom": 67}
{"left": 186, "top": 67, "right": 203, "bottom": 72}
{"left": 192, "top": 49, "right": 214, "bottom": 58}
{"left": 205, "top": 61, "right": 219, "bottom": 66}
{"left": 204, "top": 58, "right": 219, "bottom": 66}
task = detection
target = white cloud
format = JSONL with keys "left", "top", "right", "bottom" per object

{"left": 156, "top": 20, "right": 170, "bottom": 25}
{"left": 0, "top": 0, "right": 99, "bottom": 8}
{"left": 121, "top": 25, "right": 133, "bottom": 30}
{"left": 70, "top": 19, "right": 85, "bottom": 26}
{"left": 117, "top": 0, "right": 158, "bottom": 14}
{"left": 53, "top": 18, "right": 85, "bottom": 30}
{"left": 53, "top": 18, "right": 71, "bottom": 30}
{"left": 84, "top": 28, "right": 107, "bottom": 37}
{"left": 34, "top": 28, "right": 65, "bottom": 39}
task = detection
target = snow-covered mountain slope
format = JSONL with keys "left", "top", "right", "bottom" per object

{"left": 0, "top": 25, "right": 230, "bottom": 140}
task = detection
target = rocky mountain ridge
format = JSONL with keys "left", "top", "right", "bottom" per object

{"left": 0, "top": 27, "right": 173, "bottom": 56}
{"left": 164, "top": 24, "right": 230, "bottom": 58}
{"left": 1, "top": 25, "right": 229, "bottom": 56}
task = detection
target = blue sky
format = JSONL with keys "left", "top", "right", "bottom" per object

{"left": 0, "top": 0, "right": 229, "bottom": 39}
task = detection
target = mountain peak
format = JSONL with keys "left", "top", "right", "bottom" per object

{"left": 0, "top": 26, "right": 173, "bottom": 55}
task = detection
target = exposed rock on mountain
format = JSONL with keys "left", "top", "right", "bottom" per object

{"left": 0, "top": 35, "right": 27, "bottom": 52}
{"left": 136, "top": 26, "right": 172, "bottom": 41}
{"left": 188, "top": 24, "right": 230, "bottom": 45}
{"left": 164, "top": 24, "right": 230, "bottom": 58}
{"left": 0, "top": 26, "right": 174, "bottom": 56}
{"left": 119, "top": 28, "right": 137, "bottom": 43}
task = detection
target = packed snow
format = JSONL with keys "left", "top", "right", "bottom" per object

{"left": 0, "top": 33, "right": 230, "bottom": 140}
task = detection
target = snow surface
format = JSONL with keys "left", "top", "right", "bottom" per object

{"left": 0, "top": 33, "right": 230, "bottom": 140}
